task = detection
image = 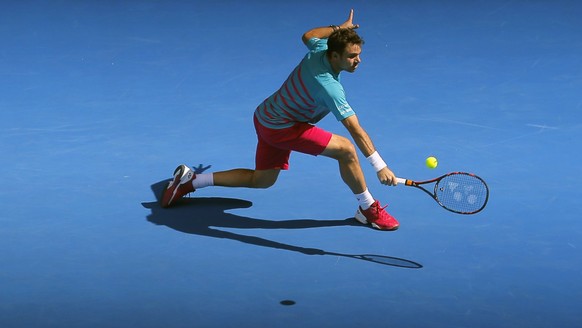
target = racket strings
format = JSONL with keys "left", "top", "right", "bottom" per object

{"left": 435, "top": 174, "right": 488, "bottom": 214}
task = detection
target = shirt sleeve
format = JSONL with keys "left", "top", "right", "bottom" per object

{"left": 319, "top": 82, "right": 356, "bottom": 121}
{"left": 306, "top": 37, "right": 328, "bottom": 52}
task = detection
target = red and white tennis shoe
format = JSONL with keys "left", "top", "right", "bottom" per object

{"left": 355, "top": 200, "right": 399, "bottom": 231}
{"left": 161, "top": 164, "right": 196, "bottom": 208}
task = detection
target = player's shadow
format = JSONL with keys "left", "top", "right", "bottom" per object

{"left": 142, "top": 180, "right": 422, "bottom": 269}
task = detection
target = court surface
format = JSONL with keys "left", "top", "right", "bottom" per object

{"left": 2, "top": 1, "right": 581, "bottom": 327}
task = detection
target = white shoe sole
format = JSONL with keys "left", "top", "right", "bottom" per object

{"left": 355, "top": 208, "right": 368, "bottom": 225}
{"left": 163, "top": 165, "right": 193, "bottom": 207}
{"left": 355, "top": 208, "right": 397, "bottom": 230}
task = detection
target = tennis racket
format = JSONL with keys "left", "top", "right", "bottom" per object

{"left": 396, "top": 172, "right": 489, "bottom": 214}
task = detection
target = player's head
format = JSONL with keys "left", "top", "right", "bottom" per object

{"left": 327, "top": 29, "right": 364, "bottom": 74}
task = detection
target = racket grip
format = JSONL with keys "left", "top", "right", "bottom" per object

{"left": 396, "top": 178, "right": 406, "bottom": 185}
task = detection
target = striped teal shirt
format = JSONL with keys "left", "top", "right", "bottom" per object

{"left": 254, "top": 38, "right": 356, "bottom": 129}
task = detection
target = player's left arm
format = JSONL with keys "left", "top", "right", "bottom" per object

{"left": 302, "top": 9, "right": 360, "bottom": 45}
{"left": 341, "top": 115, "right": 397, "bottom": 186}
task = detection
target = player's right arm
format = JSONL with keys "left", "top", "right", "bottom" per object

{"left": 341, "top": 115, "right": 397, "bottom": 186}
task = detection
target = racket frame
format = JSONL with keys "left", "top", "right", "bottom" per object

{"left": 396, "top": 172, "right": 489, "bottom": 214}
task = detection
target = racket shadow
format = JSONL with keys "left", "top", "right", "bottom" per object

{"left": 142, "top": 180, "right": 422, "bottom": 269}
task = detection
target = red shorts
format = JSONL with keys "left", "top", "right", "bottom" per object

{"left": 253, "top": 115, "right": 332, "bottom": 170}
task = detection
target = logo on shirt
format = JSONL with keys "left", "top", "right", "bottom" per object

{"left": 337, "top": 103, "right": 353, "bottom": 116}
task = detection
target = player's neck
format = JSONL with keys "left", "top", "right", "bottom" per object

{"left": 325, "top": 53, "right": 342, "bottom": 76}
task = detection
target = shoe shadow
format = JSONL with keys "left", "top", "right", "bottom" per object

{"left": 142, "top": 180, "right": 422, "bottom": 269}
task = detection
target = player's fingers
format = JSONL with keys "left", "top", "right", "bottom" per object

{"left": 345, "top": 9, "right": 359, "bottom": 29}
{"left": 388, "top": 175, "right": 397, "bottom": 186}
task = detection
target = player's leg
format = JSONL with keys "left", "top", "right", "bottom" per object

{"left": 210, "top": 126, "right": 286, "bottom": 188}
{"left": 320, "top": 134, "right": 399, "bottom": 231}
{"left": 213, "top": 168, "right": 280, "bottom": 189}
{"left": 210, "top": 121, "right": 290, "bottom": 189}
{"left": 161, "top": 117, "right": 289, "bottom": 207}
{"left": 161, "top": 165, "right": 281, "bottom": 207}
{"left": 319, "top": 134, "right": 367, "bottom": 194}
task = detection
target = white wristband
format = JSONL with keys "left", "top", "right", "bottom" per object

{"left": 366, "top": 151, "right": 387, "bottom": 172}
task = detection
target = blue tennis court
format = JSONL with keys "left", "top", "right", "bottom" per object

{"left": 2, "top": 1, "right": 581, "bottom": 327}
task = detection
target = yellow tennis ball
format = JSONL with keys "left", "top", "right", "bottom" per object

{"left": 426, "top": 156, "right": 438, "bottom": 169}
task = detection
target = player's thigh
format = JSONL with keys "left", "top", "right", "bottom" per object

{"left": 281, "top": 123, "right": 332, "bottom": 156}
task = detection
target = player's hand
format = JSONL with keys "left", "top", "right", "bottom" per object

{"left": 377, "top": 166, "right": 397, "bottom": 186}
{"left": 340, "top": 9, "right": 359, "bottom": 30}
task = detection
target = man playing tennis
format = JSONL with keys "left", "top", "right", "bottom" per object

{"left": 161, "top": 9, "right": 400, "bottom": 230}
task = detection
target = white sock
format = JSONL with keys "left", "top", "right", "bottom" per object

{"left": 192, "top": 173, "right": 214, "bottom": 189}
{"left": 355, "top": 189, "right": 375, "bottom": 210}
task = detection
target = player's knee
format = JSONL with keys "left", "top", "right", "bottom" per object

{"left": 252, "top": 172, "right": 278, "bottom": 189}
{"left": 322, "top": 135, "right": 358, "bottom": 163}
{"left": 337, "top": 137, "right": 358, "bottom": 163}
{"left": 254, "top": 179, "right": 276, "bottom": 189}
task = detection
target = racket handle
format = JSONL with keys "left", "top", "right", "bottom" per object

{"left": 396, "top": 178, "right": 406, "bottom": 185}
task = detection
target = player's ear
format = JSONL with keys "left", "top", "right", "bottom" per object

{"left": 329, "top": 51, "right": 340, "bottom": 60}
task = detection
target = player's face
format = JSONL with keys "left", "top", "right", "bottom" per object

{"left": 337, "top": 43, "right": 362, "bottom": 73}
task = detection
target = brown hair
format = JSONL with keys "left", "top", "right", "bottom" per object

{"left": 327, "top": 29, "right": 364, "bottom": 57}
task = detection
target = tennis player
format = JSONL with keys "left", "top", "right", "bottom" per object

{"left": 161, "top": 9, "right": 399, "bottom": 230}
